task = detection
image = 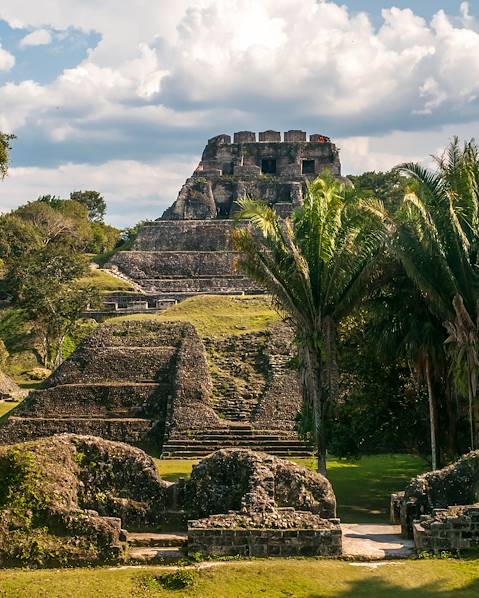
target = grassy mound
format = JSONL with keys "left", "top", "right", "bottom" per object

{"left": 114, "top": 295, "right": 280, "bottom": 338}
{"left": 77, "top": 267, "right": 135, "bottom": 292}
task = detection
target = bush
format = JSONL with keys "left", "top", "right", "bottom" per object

{"left": 158, "top": 570, "right": 198, "bottom": 591}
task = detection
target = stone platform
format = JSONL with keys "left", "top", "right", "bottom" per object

{"left": 342, "top": 524, "right": 415, "bottom": 560}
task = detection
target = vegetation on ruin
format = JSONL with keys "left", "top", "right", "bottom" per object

{"left": 1, "top": 559, "right": 479, "bottom": 597}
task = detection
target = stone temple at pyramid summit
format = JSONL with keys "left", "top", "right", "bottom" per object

{"left": 107, "top": 129, "right": 341, "bottom": 301}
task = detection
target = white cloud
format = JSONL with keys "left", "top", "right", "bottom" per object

{"left": 0, "top": 157, "right": 196, "bottom": 226}
{"left": 0, "top": 1, "right": 478, "bottom": 142}
{"left": 0, "top": 1, "right": 478, "bottom": 220}
{"left": 0, "top": 44, "right": 15, "bottom": 71}
{"left": 20, "top": 29, "right": 52, "bottom": 47}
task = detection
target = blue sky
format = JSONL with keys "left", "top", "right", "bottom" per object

{"left": 0, "top": 0, "right": 478, "bottom": 226}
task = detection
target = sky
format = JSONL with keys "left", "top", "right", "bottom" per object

{"left": 0, "top": 0, "right": 478, "bottom": 226}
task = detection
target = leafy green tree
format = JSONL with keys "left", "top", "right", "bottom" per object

{"left": 330, "top": 310, "right": 429, "bottom": 459}
{"left": 0, "top": 132, "right": 15, "bottom": 179}
{"left": 6, "top": 248, "right": 99, "bottom": 368}
{"left": 70, "top": 190, "right": 106, "bottom": 222}
{"left": 233, "top": 176, "right": 386, "bottom": 473}
{"left": 0, "top": 215, "right": 42, "bottom": 261}
{"left": 369, "top": 138, "right": 479, "bottom": 451}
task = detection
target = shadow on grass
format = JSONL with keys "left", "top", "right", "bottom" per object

{"left": 307, "top": 576, "right": 479, "bottom": 598}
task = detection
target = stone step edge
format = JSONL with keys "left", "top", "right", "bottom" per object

{"left": 128, "top": 533, "right": 187, "bottom": 548}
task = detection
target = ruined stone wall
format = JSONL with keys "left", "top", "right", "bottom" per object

{"left": 188, "top": 514, "right": 342, "bottom": 557}
{"left": 414, "top": 505, "right": 479, "bottom": 554}
{"left": 109, "top": 251, "right": 238, "bottom": 279}
{"left": 399, "top": 450, "right": 479, "bottom": 536}
{"left": 132, "top": 221, "right": 238, "bottom": 251}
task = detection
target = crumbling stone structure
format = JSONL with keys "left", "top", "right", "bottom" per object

{"left": 185, "top": 448, "right": 341, "bottom": 558}
{"left": 184, "top": 448, "right": 336, "bottom": 519}
{"left": 0, "top": 434, "right": 170, "bottom": 567}
{"left": 0, "top": 438, "right": 341, "bottom": 566}
{"left": 163, "top": 130, "right": 340, "bottom": 220}
{"left": 0, "top": 320, "right": 218, "bottom": 448}
{"left": 0, "top": 320, "right": 309, "bottom": 457}
{"left": 394, "top": 450, "right": 479, "bottom": 539}
{"left": 188, "top": 512, "right": 342, "bottom": 558}
{"left": 108, "top": 130, "right": 341, "bottom": 298}
{"left": 0, "top": 368, "right": 23, "bottom": 401}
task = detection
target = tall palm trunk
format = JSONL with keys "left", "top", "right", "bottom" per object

{"left": 467, "top": 374, "right": 475, "bottom": 450}
{"left": 304, "top": 342, "right": 327, "bottom": 475}
{"left": 425, "top": 354, "right": 438, "bottom": 470}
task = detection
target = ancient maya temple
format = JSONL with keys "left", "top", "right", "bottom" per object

{"left": 0, "top": 130, "right": 342, "bottom": 458}
{"left": 107, "top": 129, "right": 341, "bottom": 301}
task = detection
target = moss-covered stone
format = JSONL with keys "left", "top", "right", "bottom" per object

{"left": 0, "top": 434, "right": 169, "bottom": 567}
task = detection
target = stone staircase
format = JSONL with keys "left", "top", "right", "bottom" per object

{"left": 210, "top": 378, "right": 261, "bottom": 421}
{"left": 162, "top": 424, "right": 311, "bottom": 458}
{"left": 127, "top": 532, "right": 187, "bottom": 563}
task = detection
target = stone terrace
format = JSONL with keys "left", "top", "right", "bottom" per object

{"left": 0, "top": 320, "right": 311, "bottom": 458}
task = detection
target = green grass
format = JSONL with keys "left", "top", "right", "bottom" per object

{"left": 156, "top": 454, "right": 428, "bottom": 524}
{"left": 114, "top": 295, "right": 280, "bottom": 338}
{"left": 0, "top": 559, "right": 478, "bottom": 597}
{"left": 0, "top": 401, "right": 19, "bottom": 419}
{"left": 77, "top": 268, "right": 135, "bottom": 292}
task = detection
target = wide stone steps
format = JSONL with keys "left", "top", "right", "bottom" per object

{"left": 162, "top": 449, "right": 309, "bottom": 458}
{"left": 127, "top": 531, "right": 186, "bottom": 563}
{"left": 162, "top": 427, "right": 311, "bottom": 458}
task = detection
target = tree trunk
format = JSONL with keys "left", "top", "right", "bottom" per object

{"left": 304, "top": 342, "right": 326, "bottom": 475}
{"left": 425, "top": 355, "right": 437, "bottom": 470}
{"left": 468, "top": 375, "right": 475, "bottom": 451}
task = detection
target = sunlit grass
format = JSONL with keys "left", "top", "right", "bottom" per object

{"left": 1, "top": 559, "right": 479, "bottom": 597}
{"left": 113, "top": 295, "right": 280, "bottom": 338}
{"left": 77, "top": 268, "right": 135, "bottom": 292}
{"left": 0, "top": 401, "right": 18, "bottom": 420}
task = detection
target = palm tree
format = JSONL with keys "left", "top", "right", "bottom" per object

{"left": 232, "top": 176, "right": 386, "bottom": 473}
{"left": 367, "top": 267, "right": 446, "bottom": 469}
{"left": 367, "top": 138, "right": 479, "bottom": 451}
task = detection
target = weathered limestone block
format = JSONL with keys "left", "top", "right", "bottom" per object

{"left": 284, "top": 130, "right": 307, "bottom": 142}
{"left": 234, "top": 131, "right": 257, "bottom": 143}
{"left": 259, "top": 130, "right": 281, "bottom": 142}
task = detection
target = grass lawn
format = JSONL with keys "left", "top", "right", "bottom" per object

{"left": 0, "top": 401, "right": 18, "bottom": 419}
{"left": 114, "top": 295, "right": 280, "bottom": 338}
{"left": 156, "top": 454, "right": 428, "bottom": 524}
{"left": 1, "top": 559, "right": 478, "bottom": 597}
{"left": 77, "top": 268, "right": 135, "bottom": 292}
